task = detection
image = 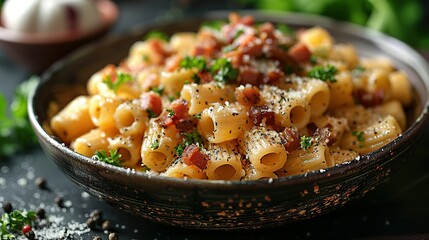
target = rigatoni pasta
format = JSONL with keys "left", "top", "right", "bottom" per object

{"left": 49, "top": 12, "right": 413, "bottom": 180}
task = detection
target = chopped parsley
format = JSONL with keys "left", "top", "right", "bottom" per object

{"left": 168, "top": 96, "right": 175, "bottom": 102}
{"left": 233, "top": 29, "right": 245, "bottom": 40}
{"left": 103, "top": 72, "right": 133, "bottom": 93}
{"left": 92, "top": 149, "right": 122, "bottom": 167}
{"left": 166, "top": 109, "right": 175, "bottom": 117}
{"left": 151, "top": 86, "right": 164, "bottom": 95}
{"left": 144, "top": 30, "right": 169, "bottom": 41}
{"left": 143, "top": 55, "right": 150, "bottom": 62}
{"left": 146, "top": 109, "right": 158, "bottom": 118}
{"left": 222, "top": 44, "right": 238, "bottom": 53}
{"left": 310, "top": 55, "right": 318, "bottom": 64}
{"left": 191, "top": 73, "right": 201, "bottom": 84}
{"left": 352, "top": 130, "right": 365, "bottom": 142}
{"left": 175, "top": 129, "right": 203, "bottom": 156}
{"left": 193, "top": 113, "right": 202, "bottom": 119}
{"left": 352, "top": 65, "right": 365, "bottom": 78}
{"left": 180, "top": 56, "right": 207, "bottom": 71}
{"left": 150, "top": 139, "right": 160, "bottom": 150}
{"left": 276, "top": 23, "right": 295, "bottom": 36}
{"left": 300, "top": 135, "right": 313, "bottom": 151}
{"left": 308, "top": 65, "right": 338, "bottom": 82}
{"left": 0, "top": 210, "right": 36, "bottom": 239}
{"left": 210, "top": 58, "right": 238, "bottom": 83}
{"left": 201, "top": 20, "right": 226, "bottom": 31}
{"left": 0, "top": 76, "right": 39, "bottom": 158}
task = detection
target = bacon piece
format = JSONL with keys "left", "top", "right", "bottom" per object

{"left": 159, "top": 99, "right": 190, "bottom": 128}
{"left": 149, "top": 39, "right": 170, "bottom": 62}
{"left": 239, "top": 66, "right": 262, "bottom": 86}
{"left": 239, "top": 35, "right": 263, "bottom": 57}
{"left": 314, "top": 127, "right": 335, "bottom": 146}
{"left": 194, "top": 32, "right": 221, "bottom": 57}
{"left": 235, "top": 86, "right": 260, "bottom": 106}
{"left": 249, "top": 105, "right": 275, "bottom": 126}
{"left": 258, "top": 22, "right": 276, "bottom": 41}
{"left": 281, "top": 127, "right": 300, "bottom": 152}
{"left": 354, "top": 89, "right": 384, "bottom": 107}
{"left": 288, "top": 42, "right": 311, "bottom": 63}
{"left": 182, "top": 144, "right": 209, "bottom": 170}
{"left": 265, "top": 70, "right": 284, "bottom": 84}
{"left": 176, "top": 118, "right": 198, "bottom": 133}
{"left": 196, "top": 71, "right": 214, "bottom": 84}
{"left": 265, "top": 46, "right": 299, "bottom": 73}
{"left": 306, "top": 122, "right": 318, "bottom": 136}
{"left": 140, "top": 92, "right": 163, "bottom": 116}
{"left": 165, "top": 54, "right": 182, "bottom": 72}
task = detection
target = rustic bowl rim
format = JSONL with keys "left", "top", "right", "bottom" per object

{"left": 28, "top": 10, "right": 429, "bottom": 190}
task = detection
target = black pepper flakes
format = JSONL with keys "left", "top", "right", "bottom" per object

{"left": 2, "top": 202, "right": 12, "bottom": 213}
{"left": 36, "top": 207, "right": 45, "bottom": 219}
{"left": 34, "top": 177, "right": 47, "bottom": 189}
{"left": 54, "top": 196, "right": 64, "bottom": 208}
{"left": 109, "top": 232, "right": 119, "bottom": 240}
{"left": 102, "top": 220, "right": 112, "bottom": 230}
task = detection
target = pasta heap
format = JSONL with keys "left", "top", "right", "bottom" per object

{"left": 50, "top": 13, "right": 412, "bottom": 180}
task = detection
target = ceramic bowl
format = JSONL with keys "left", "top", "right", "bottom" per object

{"left": 0, "top": 0, "right": 118, "bottom": 73}
{"left": 28, "top": 11, "right": 429, "bottom": 230}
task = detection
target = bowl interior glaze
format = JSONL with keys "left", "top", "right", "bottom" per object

{"left": 29, "top": 11, "right": 429, "bottom": 230}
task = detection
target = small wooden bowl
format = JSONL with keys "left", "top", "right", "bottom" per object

{"left": 0, "top": 0, "right": 118, "bottom": 73}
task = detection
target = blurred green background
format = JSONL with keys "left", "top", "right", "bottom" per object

{"left": 240, "top": 0, "right": 429, "bottom": 50}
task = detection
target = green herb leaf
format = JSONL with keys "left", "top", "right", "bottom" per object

{"left": 276, "top": 23, "right": 295, "bottom": 36}
{"left": 193, "top": 113, "right": 202, "bottom": 120}
{"left": 151, "top": 140, "right": 160, "bottom": 150}
{"left": 0, "top": 210, "right": 36, "bottom": 238}
{"left": 233, "top": 29, "right": 245, "bottom": 40}
{"left": 146, "top": 109, "right": 158, "bottom": 118}
{"left": 300, "top": 135, "right": 313, "bottom": 151}
{"left": 201, "top": 20, "right": 226, "bottom": 31}
{"left": 352, "top": 65, "right": 365, "bottom": 78}
{"left": 308, "top": 65, "right": 338, "bottom": 82}
{"left": 352, "top": 130, "right": 365, "bottom": 142}
{"left": 175, "top": 129, "right": 203, "bottom": 157}
{"left": 180, "top": 56, "right": 207, "bottom": 71}
{"left": 191, "top": 73, "right": 201, "bottom": 84}
{"left": 174, "top": 143, "right": 185, "bottom": 157}
{"left": 151, "top": 86, "right": 164, "bottom": 95}
{"left": 93, "top": 149, "right": 122, "bottom": 167}
{"left": 144, "top": 30, "right": 169, "bottom": 41}
{"left": 166, "top": 109, "right": 175, "bottom": 117}
{"left": 102, "top": 72, "right": 133, "bottom": 93}
{"left": 210, "top": 58, "right": 238, "bottom": 83}
{"left": 0, "top": 76, "right": 39, "bottom": 158}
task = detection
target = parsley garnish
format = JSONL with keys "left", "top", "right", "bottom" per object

{"left": 166, "top": 109, "right": 175, "bottom": 117}
{"left": 352, "top": 130, "right": 365, "bottom": 142}
{"left": 0, "top": 76, "right": 39, "bottom": 157}
{"left": 222, "top": 45, "right": 238, "bottom": 53}
{"left": 201, "top": 20, "right": 225, "bottom": 31}
{"left": 144, "top": 30, "right": 169, "bottom": 41}
{"left": 193, "top": 113, "right": 202, "bottom": 119}
{"left": 191, "top": 73, "right": 201, "bottom": 84}
{"left": 151, "top": 86, "right": 164, "bottom": 95}
{"left": 352, "top": 65, "right": 365, "bottom": 78}
{"left": 300, "top": 135, "right": 313, "bottom": 151}
{"left": 180, "top": 56, "right": 207, "bottom": 71}
{"left": 168, "top": 96, "right": 175, "bottom": 102}
{"left": 210, "top": 58, "right": 238, "bottom": 83}
{"left": 146, "top": 109, "right": 158, "bottom": 118}
{"left": 0, "top": 210, "right": 36, "bottom": 239}
{"left": 151, "top": 139, "right": 160, "bottom": 150}
{"left": 276, "top": 23, "right": 295, "bottom": 36}
{"left": 93, "top": 149, "right": 122, "bottom": 166}
{"left": 175, "top": 129, "right": 203, "bottom": 156}
{"left": 308, "top": 65, "right": 338, "bottom": 82}
{"left": 233, "top": 29, "right": 245, "bottom": 40}
{"left": 143, "top": 55, "right": 150, "bottom": 62}
{"left": 174, "top": 144, "right": 185, "bottom": 157}
{"left": 310, "top": 56, "right": 318, "bottom": 64}
{"left": 102, "top": 72, "right": 133, "bottom": 93}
